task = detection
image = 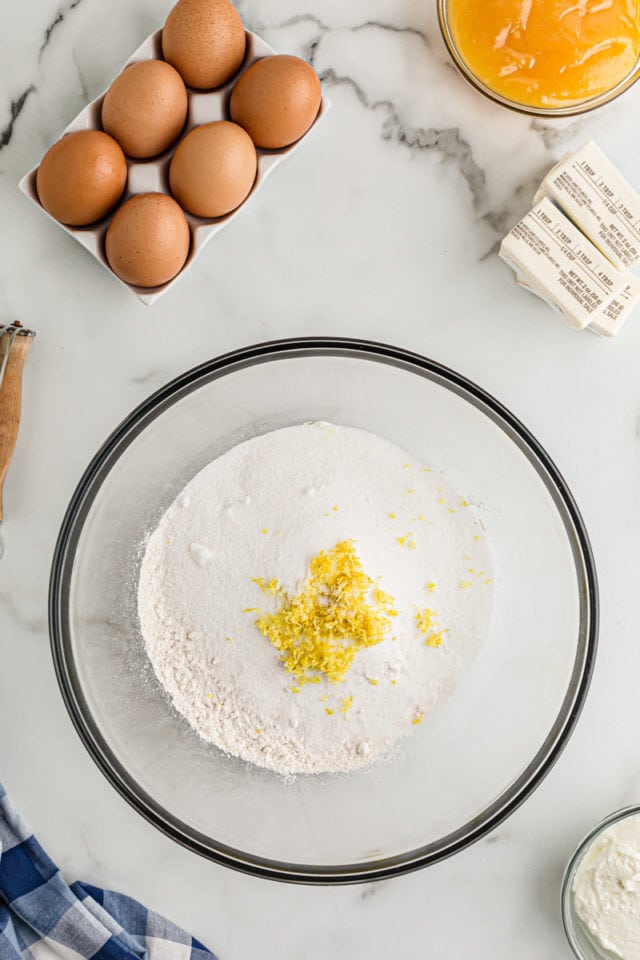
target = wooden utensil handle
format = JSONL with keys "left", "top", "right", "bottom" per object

{"left": 0, "top": 334, "right": 33, "bottom": 522}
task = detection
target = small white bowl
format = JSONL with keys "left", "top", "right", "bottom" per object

{"left": 562, "top": 805, "right": 640, "bottom": 960}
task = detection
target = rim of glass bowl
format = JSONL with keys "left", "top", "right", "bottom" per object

{"left": 437, "top": 0, "right": 640, "bottom": 118}
{"left": 49, "top": 337, "right": 599, "bottom": 885}
{"left": 562, "top": 804, "right": 640, "bottom": 959}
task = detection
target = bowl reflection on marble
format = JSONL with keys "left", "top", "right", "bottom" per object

{"left": 49, "top": 338, "right": 598, "bottom": 884}
{"left": 437, "top": 0, "right": 640, "bottom": 118}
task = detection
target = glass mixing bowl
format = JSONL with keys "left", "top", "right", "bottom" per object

{"left": 437, "top": 0, "right": 640, "bottom": 118}
{"left": 50, "top": 338, "right": 598, "bottom": 883}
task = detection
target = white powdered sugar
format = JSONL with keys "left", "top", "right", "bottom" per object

{"left": 138, "top": 422, "right": 493, "bottom": 776}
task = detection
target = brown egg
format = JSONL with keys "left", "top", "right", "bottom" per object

{"left": 102, "top": 60, "right": 188, "bottom": 159}
{"left": 36, "top": 130, "right": 127, "bottom": 226}
{"left": 169, "top": 121, "right": 256, "bottom": 218}
{"left": 230, "top": 55, "right": 321, "bottom": 149}
{"left": 105, "top": 193, "right": 190, "bottom": 288}
{"left": 162, "top": 0, "right": 246, "bottom": 90}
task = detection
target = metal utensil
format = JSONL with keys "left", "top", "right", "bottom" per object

{"left": 0, "top": 322, "right": 36, "bottom": 555}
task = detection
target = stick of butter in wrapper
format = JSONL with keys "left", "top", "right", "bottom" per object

{"left": 516, "top": 271, "right": 640, "bottom": 338}
{"left": 536, "top": 141, "right": 640, "bottom": 272}
{"left": 500, "top": 198, "right": 626, "bottom": 330}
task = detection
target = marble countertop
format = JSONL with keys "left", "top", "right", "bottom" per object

{"left": 2, "top": 0, "right": 640, "bottom": 957}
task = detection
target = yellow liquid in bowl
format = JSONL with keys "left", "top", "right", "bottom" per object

{"left": 447, "top": 0, "right": 640, "bottom": 108}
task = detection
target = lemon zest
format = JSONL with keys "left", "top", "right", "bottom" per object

{"left": 339, "top": 694, "right": 353, "bottom": 715}
{"left": 397, "top": 533, "right": 415, "bottom": 548}
{"left": 416, "top": 607, "right": 445, "bottom": 648}
{"left": 252, "top": 577, "right": 283, "bottom": 598}
{"left": 254, "top": 540, "right": 396, "bottom": 686}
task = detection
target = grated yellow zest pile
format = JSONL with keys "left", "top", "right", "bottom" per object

{"left": 254, "top": 540, "right": 397, "bottom": 686}
{"left": 416, "top": 607, "right": 445, "bottom": 648}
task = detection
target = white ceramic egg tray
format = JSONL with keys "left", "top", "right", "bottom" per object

{"left": 19, "top": 29, "right": 330, "bottom": 305}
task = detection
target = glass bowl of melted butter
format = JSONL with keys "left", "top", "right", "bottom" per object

{"left": 438, "top": 0, "right": 640, "bottom": 117}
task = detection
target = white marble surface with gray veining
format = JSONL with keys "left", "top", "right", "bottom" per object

{"left": 2, "top": 0, "right": 640, "bottom": 957}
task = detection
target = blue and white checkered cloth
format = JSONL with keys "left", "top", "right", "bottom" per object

{"left": 0, "top": 785, "right": 219, "bottom": 960}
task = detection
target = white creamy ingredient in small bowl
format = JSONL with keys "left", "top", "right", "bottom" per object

{"left": 574, "top": 813, "right": 640, "bottom": 960}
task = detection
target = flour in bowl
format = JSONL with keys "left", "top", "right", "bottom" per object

{"left": 138, "top": 422, "right": 493, "bottom": 775}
